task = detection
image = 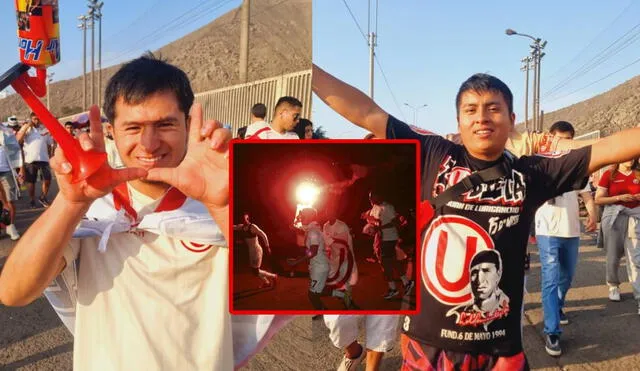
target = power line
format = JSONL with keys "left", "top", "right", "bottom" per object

{"left": 545, "top": 55, "right": 640, "bottom": 103}
{"left": 103, "top": 0, "right": 231, "bottom": 65}
{"left": 102, "top": 0, "right": 164, "bottom": 44}
{"left": 545, "top": 0, "right": 635, "bottom": 81}
{"left": 543, "top": 21, "right": 640, "bottom": 98}
{"left": 340, "top": 0, "right": 367, "bottom": 42}
{"left": 374, "top": 54, "right": 407, "bottom": 123}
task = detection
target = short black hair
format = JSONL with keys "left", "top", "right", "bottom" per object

{"left": 251, "top": 103, "right": 267, "bottom": 119}
{"left": 294, "top": 118, "right": 313, "bottom": 139}
{"left": 65, "top": 121, "right": 73, "bottom": 126}
{"left": 237, "top": 126, "right": 247, "bottom": 139}
{"left": 470, "top": 250, "right": 501, "bottom": 271}
{"left": 549, "top": 121, "right": 575, "bottom": 138}
{"left": 455, "top": 73, "right": 513, "bottom": 115}
{"left": 103, "top": 53, "right": 194, "bottom": 124}
{"left": 274, "top": 96, "right": 302, "bottom": 113}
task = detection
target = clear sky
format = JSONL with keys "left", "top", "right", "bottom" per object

{"left": 313, "top": 0, "right": 640, "bottom": 138}
{"left": 0, "top": 0, "right": 240, "bottom": 91}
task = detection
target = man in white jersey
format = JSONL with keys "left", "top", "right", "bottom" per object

{"left": 323, "top": 208, "right": 357, "bottom": 294}
{"left": 16, "top": 111, "right": 55, "bottom": 208}
{"left": 288, "top": 207, "right": 334, "bottom": 310}
{"left": 534, "top": 121, "right": 597, "bottom": 357}
{"left": 234, "top": 212, "right": 278, "bottom": 288}
{"left": 367, "top": 190, "right": 412, "bottom": 299}
{"left": 0, "top": 55, "right": 235, "bottom": 370}
{"left": 244, "top": 103, "right": 269, "bottom": 137}
{"left": 245, "top": 96, "right": 302, "bottom": 140}
{"left": 0, "top": 123, "right": 22, "bottom": 240}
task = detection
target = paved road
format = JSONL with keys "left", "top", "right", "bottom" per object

{"left": 2, "top": 180, "right": 639, "bottom": 370}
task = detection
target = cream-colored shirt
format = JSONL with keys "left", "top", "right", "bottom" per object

{"left": 64, "top": 185, "right": 232, "bottom": 371}
{"left": 505, "top": 130, "right": 557, "bottom": 158}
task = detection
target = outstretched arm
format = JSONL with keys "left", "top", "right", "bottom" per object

{"left": 0, "top": 106, "right": 146, "bottom": 307}
{"left": 312, "top": 64, "right": 389, "bottom": 139}
{"left": 589, "top": 127, "right": 640, "bottom": 173}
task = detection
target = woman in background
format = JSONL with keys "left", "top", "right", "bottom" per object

{"left": 595, "top": 158, "right": 640, "bottom": 315}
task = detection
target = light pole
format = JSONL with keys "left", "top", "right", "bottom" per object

{"left": 520, "top": 56, "right": 532, "bottom": 131}
{"left": 404, "top": 103, "right": 428, "bottom": 126}
{"left": 46, "top": 72, "right": 54, "bottom": 110}
{"left": 78, "top": 15, "right": 89, "bottom": 110}
{"left": 506, "top": 28, "right": 546, "bottom": 131}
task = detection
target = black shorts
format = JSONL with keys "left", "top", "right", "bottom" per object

{"left": 24, "top": 161, "right": 52, "bottom": 183}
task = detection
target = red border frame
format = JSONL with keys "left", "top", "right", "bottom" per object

{"left": 228, "top": 139, "right": 421, "bottom": 315}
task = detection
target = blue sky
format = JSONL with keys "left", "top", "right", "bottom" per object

{"left": 0, "top": 0, "right": 240, "bottom": 92}
{"left": 313, "top": 0, "right": 640, "bottom": 138}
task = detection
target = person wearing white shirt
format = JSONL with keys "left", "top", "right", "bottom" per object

{"left": 0, "top": 124, "right": 21, "bottom": 240}
{"left": 16, "top": 112, "right": 55, "bottom": 208}
{"left": 0, "top": 55, "right": 236, "bottom": 370}
{"left": 534, "top": 121, "right": 597, "bottom": 357}
{"left": 244, "top": 97, "right": 302, "bottom": 140}
{"left": 244, "top": 103, "right": 269, "bottom": 138}
{"left": 368, "top": 190, "right": 411, "bottom": 300}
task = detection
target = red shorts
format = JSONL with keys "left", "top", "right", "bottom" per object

{"left": 400, "top": 334, "right": 529, "bottom": 371}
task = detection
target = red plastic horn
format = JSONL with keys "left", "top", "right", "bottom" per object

{"left": 11, "top": 72, "right": 108, "bottom": 183}
{"left": 5, "top": 0, "right": 109, "bottom": 183}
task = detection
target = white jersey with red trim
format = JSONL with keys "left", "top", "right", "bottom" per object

{"left": 323, "top": 219, "right": 358, "bottom": 289}
{"left": 245, "top": 123, "right": 299, "bottom": 140}
{"left": 244, "top": 120, "right": 269, "bottom": 137}
{"left": 43, "top": 183, "right": 286, "bottom": 370}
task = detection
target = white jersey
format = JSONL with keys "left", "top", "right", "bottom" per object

{"left": 306, "top": 222, "right": 328, "bottom": 270}
{"left": 323, "top": 219, "right": 358, "bottom": 288}
{"left": 104, "top": 138, "right": 124, "bottom": 168}
{"left": 245, "top": 122, "right": 299, "bottom": 140}
{"left": 369, "top": 202, "right": 399, "bottom": 241}
{"left": 62, "top": 184, "right": 233, "bottom": 370}
{"left": 22, "top": 125, "right": 53, "bottom": 163}
{"left": 245, "top": 120, "right": 269, "bottom": 137}
{"left": 535, "top": 184, "right": 590, "bottom": 238}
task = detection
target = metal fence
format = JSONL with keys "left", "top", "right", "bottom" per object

{"left": 574, "top": 130, "right": 601, "bottom": 142}
{"left": 195, "top": 69, "right": 312, "bottom": 136}
{"left": 57, "top": 69, "right": 312, "bottom": 136}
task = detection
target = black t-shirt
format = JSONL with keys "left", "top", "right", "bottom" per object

{"left": 387, "top": 116, "right": 591, "bottom": 356}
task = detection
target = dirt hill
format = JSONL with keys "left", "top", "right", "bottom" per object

{"left": 0, "top": 0, "right": 311, "bottom": 119}
{"left": 522, "top": 74, "right": 640, "bottom": 136}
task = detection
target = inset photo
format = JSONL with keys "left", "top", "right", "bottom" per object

{"left": 230, "top": 140, "right": 419, "bottom": 314}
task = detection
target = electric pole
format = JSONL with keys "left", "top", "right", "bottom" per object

{"left": 87, "top": 1, "right": 103, "bottom": 107}
{"left": 367, "top": 0, "right": 378, "bottom": 99}
{"left": 239, "top": 0, "right": 250, "bottom": 83}
{"left": 78, "top": 15, "right": 89, "bottom": 110}
{"left": 506, "top": 29, "right": 546, "bottom": 131}
{"left": 46, "top": 72, "right": 54, "bottom": 110}
{"left": 521, "top": 56, "right": 531, "bottom": 131}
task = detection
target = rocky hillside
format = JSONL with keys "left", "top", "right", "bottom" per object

{"left": 523, "top": 74, "right": 640, "bottom": 136}
{"left": 0, "top": 0, "right": 311, "bottom": 119}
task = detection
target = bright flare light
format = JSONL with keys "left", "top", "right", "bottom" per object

{"left": 296, "top": 182, "right": 320, "bottom": 206}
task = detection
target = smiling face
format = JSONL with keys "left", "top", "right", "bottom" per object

{"left": 112, "top": 90, "right": 189, "bottom": 196}
{"left": 457, "top": 89, "right": 514, "bottom": 161}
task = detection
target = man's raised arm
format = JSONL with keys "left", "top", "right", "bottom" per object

{"left": 312, "top": 64, "right": 389, "bottom": 139}
{"left": 589, "top": 127, "right": 640, "bottom": 173}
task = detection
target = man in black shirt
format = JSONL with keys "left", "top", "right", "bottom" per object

{"left": 313, "top": 64, "right": 640, "bottom": 370}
